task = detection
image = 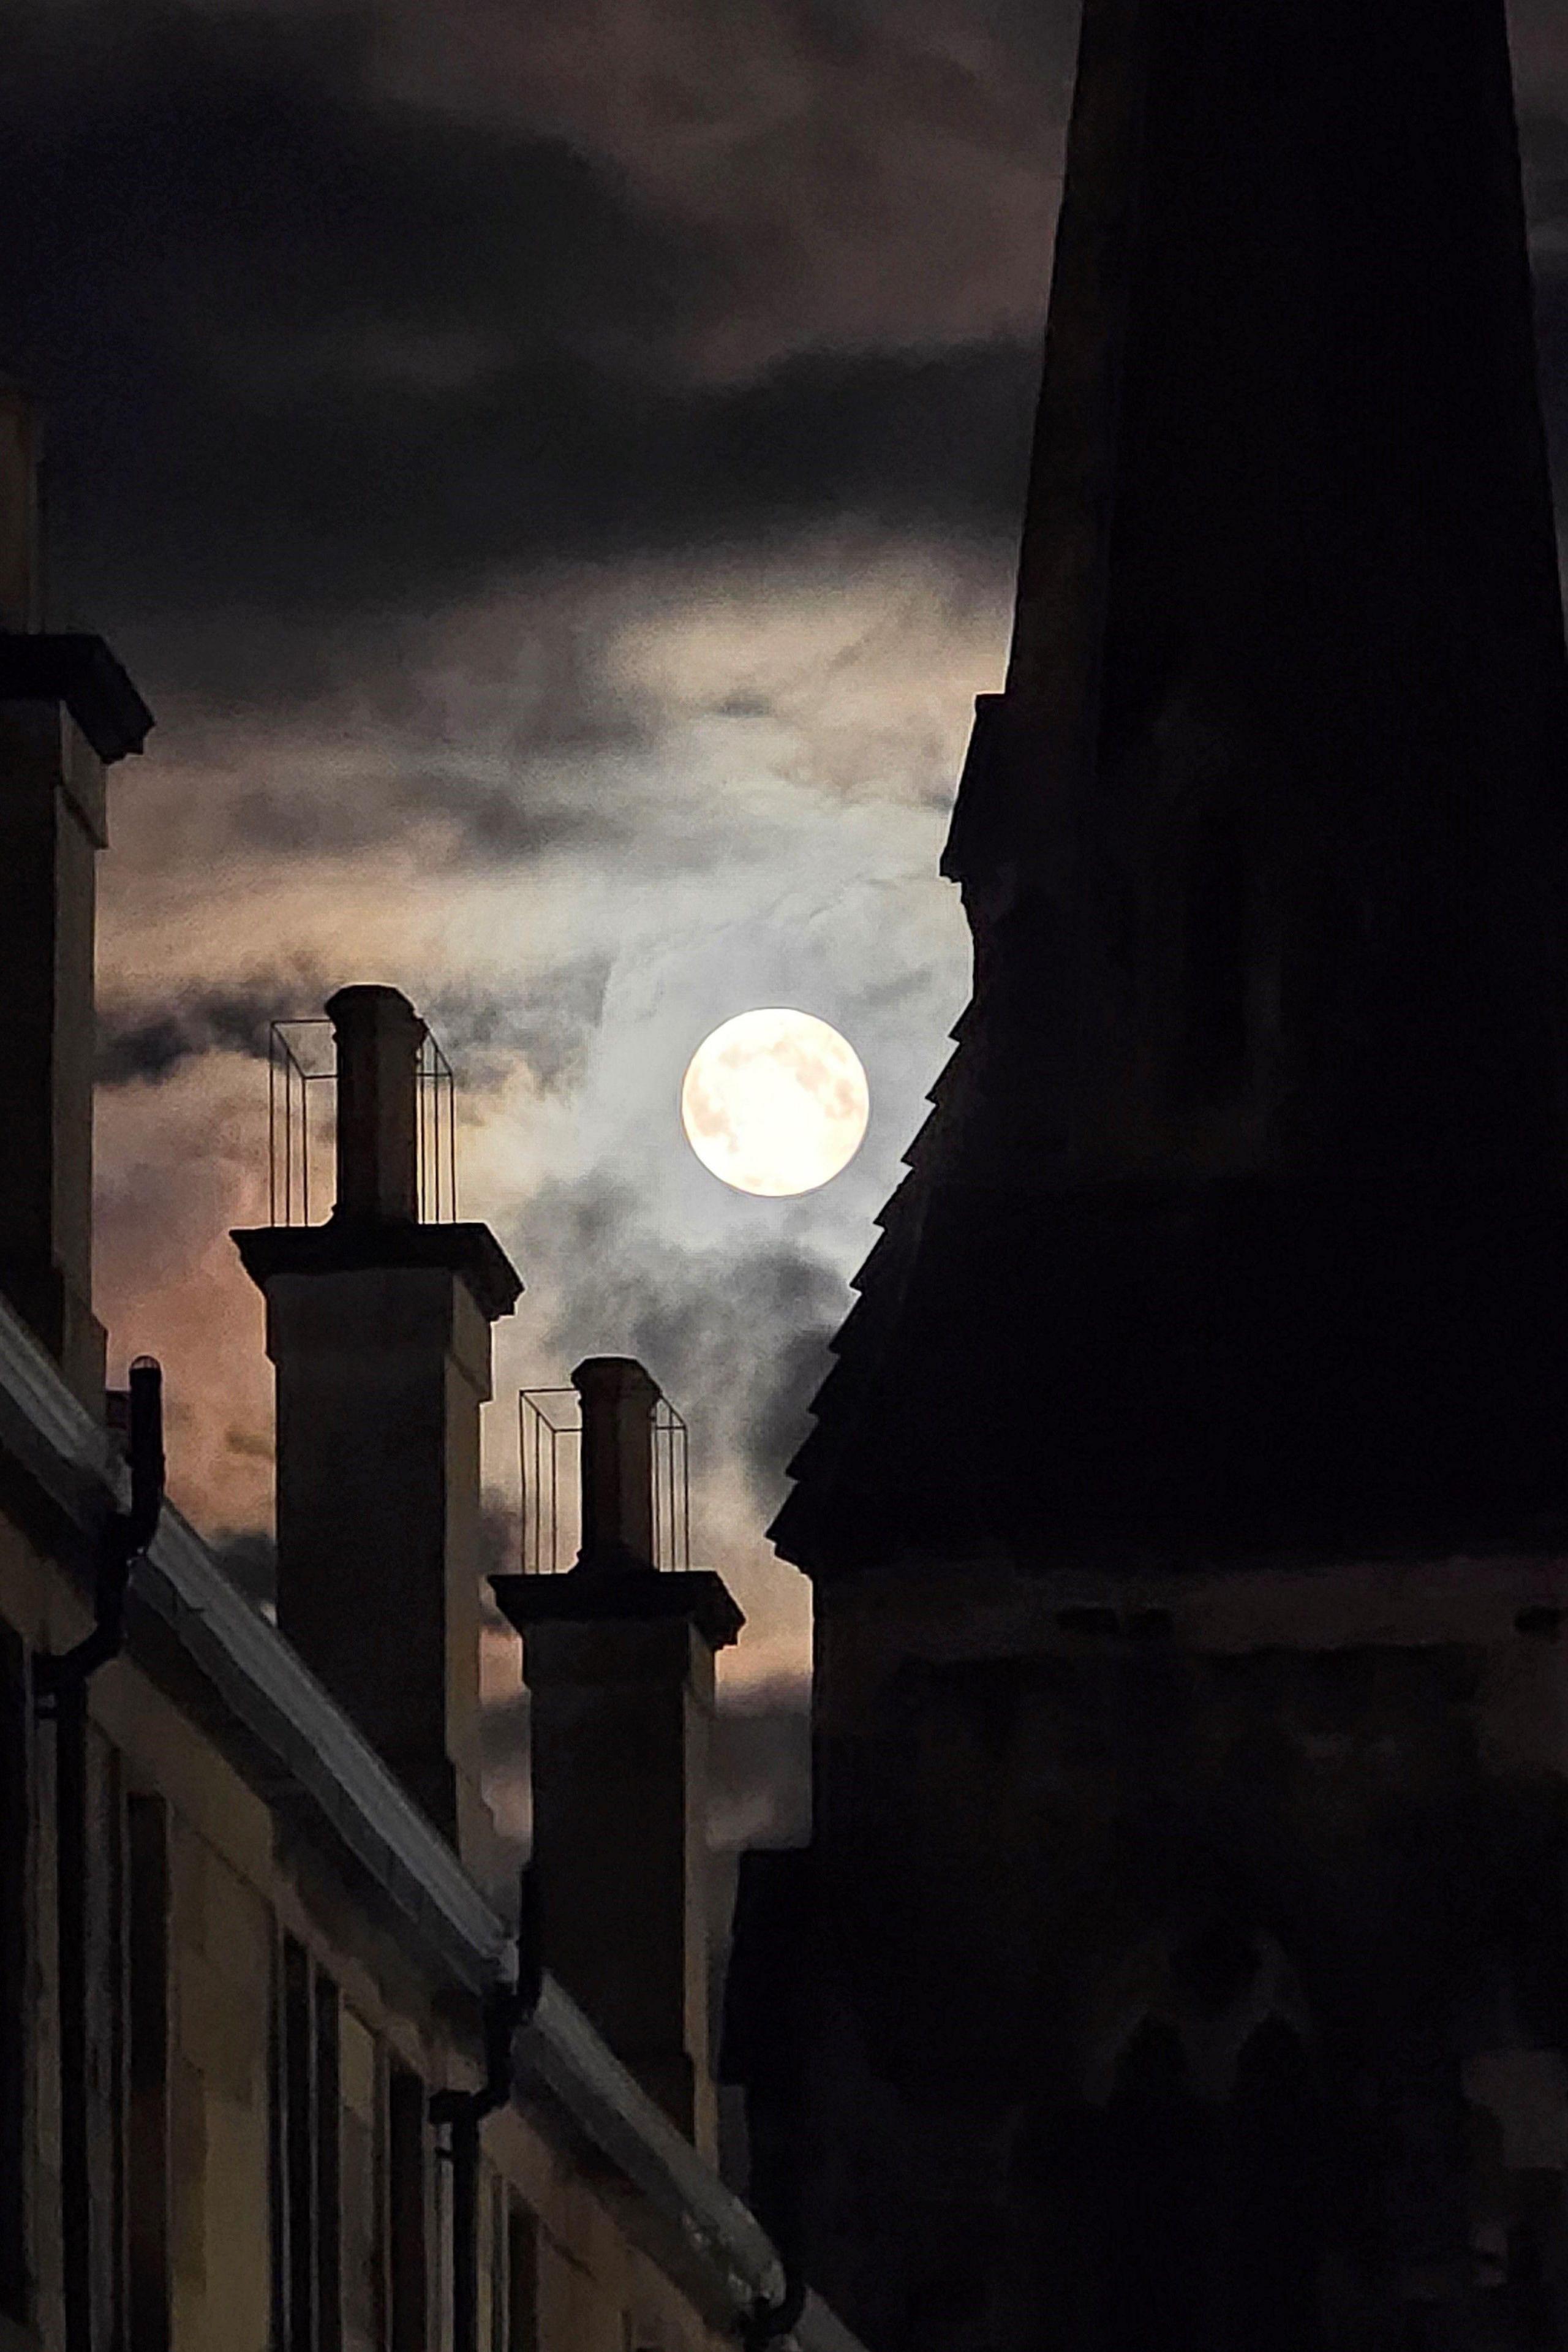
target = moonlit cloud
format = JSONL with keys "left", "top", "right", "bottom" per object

{"left": 5, "top": 0, "right": 1556, "bottom": 1730}
{"left": 93, "top": 542, "right": 991, "bottom": 1684}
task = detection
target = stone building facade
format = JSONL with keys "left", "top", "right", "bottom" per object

{"left": 0, "top": 393, "right": 861, "bottom": 2352}
{"left": 731, "top": 0, "right": 1568, "bottom": 2346}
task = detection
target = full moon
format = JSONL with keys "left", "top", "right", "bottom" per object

{"left": 680, "top": 1010, "right": 870, "bottom": 1197}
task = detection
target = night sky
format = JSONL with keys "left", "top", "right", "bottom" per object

{"left": 9, "top": 0, "right": 1568, "bottom": 1780}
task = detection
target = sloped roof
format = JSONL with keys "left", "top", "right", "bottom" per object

{"left": 0, "top": 1285, "right": 865, "bottom": 2350}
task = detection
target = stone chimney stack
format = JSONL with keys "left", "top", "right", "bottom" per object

{"left": 492, "top": 1361, "right": 742, "bottom": 2157}
{"left": 233, "top": 988, "right": 522, "bottom": 1872}
{"left": 0, "top": 390, "right": 151, "bottom": 1409}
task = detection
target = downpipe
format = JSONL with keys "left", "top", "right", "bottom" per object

{"left": 739, "top": 2176, "right": 807, "bottom": 2351}
{"left": 432, "top": 1866, "right": 542, "bottom": 2352}
{"left": 36, "top": 1355, "right": 165, "bottom": 1702}
{"left": 741, "top": 2274, "right": 807, "bottom": 2350}
{"left": 434, "top": 1853, "right": 807, "bottom": 2352}
{"left": 35, "top": 1357, "right": 165, "bottom": 2352}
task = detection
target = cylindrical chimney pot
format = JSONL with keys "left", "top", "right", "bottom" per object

{"left": 326, "top": 985, "right": 424, "bottom": 1223}
{"left": 572, "top": 1356, "right": 658, "bottom": 1570}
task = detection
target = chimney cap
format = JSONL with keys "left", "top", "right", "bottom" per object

{"left": 232, "top": 1217, "right": 522, "bottom": 1321}
{"left": 325, "top": 983, "right": 426, "bottom": 1032}
{"left": 0, "top": 631, "right": 153, "bottom": 762}
{"left": 492, "top": 1566, "right": 742, "bottom": 1650}
{"left": 571, "top": 1355, "right": 660, "bottom": 1402}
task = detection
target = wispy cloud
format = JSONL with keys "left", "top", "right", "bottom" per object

{"left": 60, "top": 0, "right": 1568, "bottom": 1718}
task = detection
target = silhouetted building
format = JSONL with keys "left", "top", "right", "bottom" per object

{"left": 494, "top": 1356, "right": 744, "bottom": 2157}
{"left": 732, "top": 0, "right": 1568, "bottom": 2346}
{"left": 0, "top": 401, "right": 862, "bottom": 2352}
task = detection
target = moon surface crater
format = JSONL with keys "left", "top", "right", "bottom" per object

{"left": 680, "top": 1009, "right": 870, "bottom": 1197}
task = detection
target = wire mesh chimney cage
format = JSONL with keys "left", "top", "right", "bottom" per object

{"left": 267, "top": 1016, "right": 458, "bottom": 1227}
{"left": 518, "top": 1381, "right": 691, "bottom": 1574}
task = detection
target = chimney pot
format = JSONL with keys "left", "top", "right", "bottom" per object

{"left": 326, "top": 985, "right": 424, "bottom": 1223}
{"left": 573, "top": 1356, "right": 659, "bottom": 1570}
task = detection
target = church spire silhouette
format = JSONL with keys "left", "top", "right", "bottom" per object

{"left": 774, "top": 0, "right": 1568, "bottom": 1576}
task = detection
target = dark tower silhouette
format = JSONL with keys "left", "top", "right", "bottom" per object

{"left": 775, "top": 0, "right": 1568, "bottom": 1575}
{"left": 726, "top": 1, "right": 1568, "bottom": 2346}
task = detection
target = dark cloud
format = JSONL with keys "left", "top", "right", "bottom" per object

{"left": 635, "top": 1260, "right": 839, "bottom": 1510}
{"left": 124, "top": 586, "right": 664, "bottom": 875}
{"left": 97, "top": 978, "right": 316, "bottom": 1085}
{"left": 9, "top": 0, "right": 1564, "bottom": 695}
{"left": 219, "top": 762, "right": 610, "bottom": 866}
{"left": 3, "top": 0, "right": 1042, "bottom": 681}
{"left": 98, "top": 959, "right": 616, "bottom": 1098}
{"left": 426, "top": 961, "right": 613, "bottom": 1095}
{"left": 518, "top": 1174, "right": 845, "bottom": 1514}
{"left": 7, "top": 2, "right": 699, "bottom": 608}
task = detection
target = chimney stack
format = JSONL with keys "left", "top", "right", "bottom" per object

{"left": 0, "top": 390, "right": 152, "bottom": 1408}
{"left": 233, "top": 988, "right": 522, "bottom": 1873}
{"left": 492, "top": 1362, "right": 742, "bottom": 2156}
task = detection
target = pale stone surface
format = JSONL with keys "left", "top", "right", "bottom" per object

{"left": 519, "top": 1606, "right": 727, "bottom": 2160}
{"left": 266, "top": 1262, "right": 497, "bottom": 1862}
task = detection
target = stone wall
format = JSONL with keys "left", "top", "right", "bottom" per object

{"left": 801, "top": 1565, "right": 1568, "bottom": 2351}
